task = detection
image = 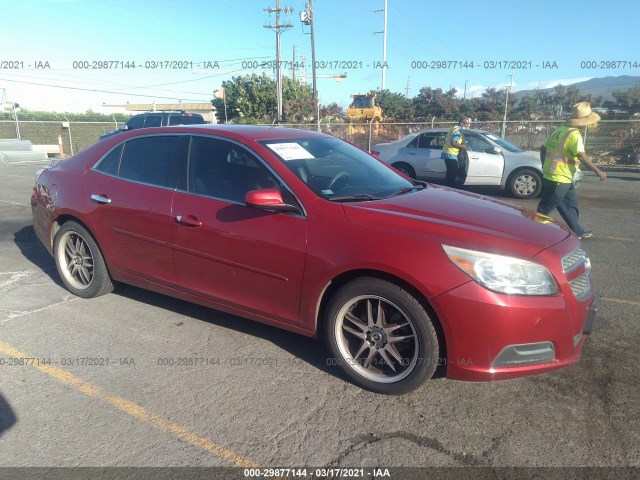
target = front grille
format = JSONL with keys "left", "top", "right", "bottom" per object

{"left": 562, "top": 247, "right": 592, "bottom": 299}
{"left": 562, "top": 246, "right": 587, "bottom": 273}
{"left": 569, "top": 273, "right": 591, "bottom": 300}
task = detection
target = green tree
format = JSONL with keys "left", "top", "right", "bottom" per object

{"left": 320, "top": 102, "right": 343, "bottom": 119}
{"left": 211, "top": 74, "right": 315, "bottom": 123}
{"left": 413, "top": 87, "right": 460, "bottom": 120}
{"left": 611, "top": 86, "right": 640, "bottom": 115}
{"left": 282, "top": 77, "right": 316, "bottom": 122}
{"left": 471, "top": 87, "right": 514, "bottom": 120}
{"left": 374, "top": 89, "right": 414, "bottom": 121}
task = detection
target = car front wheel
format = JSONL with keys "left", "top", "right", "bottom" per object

{"left": 508, "top": 168, "right": 542, "bottom": 199}
{"left": 325, "top": 278, "right": 439, "bottom": 394}
{"left": 53, "top": 221, "right": 113, "bottom": 298}
{"left": 391, "top": 162, "right": 416, "bottom": 179}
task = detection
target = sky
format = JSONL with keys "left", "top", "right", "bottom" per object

{"left": 1, "top": 0, "right": 639, "bottom": 114}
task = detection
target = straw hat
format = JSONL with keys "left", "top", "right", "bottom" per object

{"left": 566, "top": 102, "right": 601, "bottom": 127}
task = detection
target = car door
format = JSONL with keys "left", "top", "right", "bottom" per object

{"left": 402, "top": 132, "right": 446, "bottom": 179}
{"left": 462, "top": 132, "right": 504, "bottom": 186}
{"left": 85, "top": 135, "right": 186, "bottom": 287}
{"left": 171, "top": 135, "right": 307, "bottom": 326}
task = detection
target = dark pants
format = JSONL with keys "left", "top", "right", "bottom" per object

{"left": 537, "top": 178, "right": 584, "bottom": 236}
{"left": 444, "top": 157, "right": 458, "bottom": 187}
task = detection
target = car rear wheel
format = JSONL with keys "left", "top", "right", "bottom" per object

{"left": 325, "top": 278, "right": 439, "bottom": 394}
{"left": 508, "top": 168, "right": 542, "bottom": 199}
{"left": 391, "top": 162, "right": 416, "bottom": 179}
{"left": 53, "top": 221, "right": 113, "bottom": 298}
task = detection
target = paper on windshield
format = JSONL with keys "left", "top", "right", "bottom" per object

{"left": 267, "top": 143, "right": 315, "bottom": 161}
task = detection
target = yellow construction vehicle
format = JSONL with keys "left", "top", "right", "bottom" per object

{"left": 345, "top": 93, "right": 382, "bottom": 122}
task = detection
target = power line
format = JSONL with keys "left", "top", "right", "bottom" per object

{"left": 0, "top": 77, "right": 208, "bottom": 102}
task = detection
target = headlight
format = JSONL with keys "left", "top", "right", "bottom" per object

{"left": 442, "top": 245, "right": 558, "bottom": 296}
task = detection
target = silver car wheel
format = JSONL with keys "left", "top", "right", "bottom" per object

{"left": 334, "top": 295, "right": 419, "bottom": 384}
{"left": 513, "top": 173, "right": 538, "bottom": 196}
{"left": 57, "top": 230, "right": 95, "bottom": 290}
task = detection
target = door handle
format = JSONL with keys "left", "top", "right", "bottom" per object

{"left": 90, "top": 194, "right": 111, "bottom": 204}
{"left": 175, "top": 215, "right": 203, "bottom": 227}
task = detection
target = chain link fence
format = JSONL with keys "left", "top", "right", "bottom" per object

{"left": 309, "top": 120, "right": 640, "bottom": 165}
{"left": 0, "top": 120, "right": 119, "bottom": 157}
{"left": 2, "top": 119, "right": 639, "bottom": 164}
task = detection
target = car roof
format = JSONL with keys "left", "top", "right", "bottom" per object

{"left": 132, "top": 111, "right": 199, "bottom": 115}
{"left": 164, "top": 124, "right": 329, "bottom": 141}
{"left": 414, "top": 127, "right": 491, "bottom": 135}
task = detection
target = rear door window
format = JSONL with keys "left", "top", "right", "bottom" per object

{"left": 143, "top": 115, "right": 162, "bottom": 128}
{"left": 168, "top": 115, "right": 203, "bottom": 125}
{"left": 95, "top": 145, "right": 123, "bottom": 175}
{"left": 407, "top": 132, "right": 446, "bottom": 149}
{"left": 118, "top": 136, "right": 183, "bottom": 188}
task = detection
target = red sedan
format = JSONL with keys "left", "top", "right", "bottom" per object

{"left": 31, "top": 125, "right": 597, "bottom": 394}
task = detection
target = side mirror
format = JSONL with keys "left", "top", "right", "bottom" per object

{"left": 491, "top": 146, "right": 502, "bottom": 154}
{"left": 119, "top": 125, "right": 129, "bottom": 131}
{"left": 245, "top": 188, "right": 300, "bottom": 214}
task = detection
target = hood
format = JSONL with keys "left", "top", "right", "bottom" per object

{"left": 342, "top": 184, "right": 570, "bottom": 259}
{"left": 514, "top": 150, "right": 540, "bottom": 160}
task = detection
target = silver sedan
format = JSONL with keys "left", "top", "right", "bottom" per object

{"left": 372, "top": 128, "right": 546, "bottom": 199}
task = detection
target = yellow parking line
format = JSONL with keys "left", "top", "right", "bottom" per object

{"left": 0, "top": 340, "right": 260, "bottom": 468}
{"left": 0, "top": 174, "right": 34, "bottom": 179}
{"left": 0, "top": 199, "right": 30, "bottom": 207}
{"left": 594, "top": 235, "right": 636, "bottom": 242}
{"left": 601, "top": 297, "right": 640, "bottom": 307}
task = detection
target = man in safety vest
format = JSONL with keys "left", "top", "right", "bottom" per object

{"left": 537, "top": 102, "right": 606, "bottom": 239}
{"left": 441, "top": 117, "right": 469, "bottom": 187}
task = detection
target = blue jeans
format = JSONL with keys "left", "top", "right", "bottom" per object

{"left": 537, "top": 179, "right": 584, "bottom": 236}
{"left": 441, "top": 154, "right": 458, "bottom": 187}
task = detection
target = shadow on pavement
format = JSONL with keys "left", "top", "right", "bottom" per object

{"left": 13, "top": 225, "right": 446, "bottom": 389}
{"left": 0, "top": 392, "right": 17, "bottom": 437}
{"left": 112, "top": 283, "right": 352, "bottom": 384}
{"left": 13, "top": 225, "right": 59, "bottom": 284}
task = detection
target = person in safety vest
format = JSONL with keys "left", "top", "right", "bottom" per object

{"left": 441, "top": 117, "right": 469, "bottom": 187}
{"left": 537, "top": 102, "right": 606, "bottom": 240}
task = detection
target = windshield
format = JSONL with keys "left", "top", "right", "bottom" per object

{"left": 483, "top": 133, "right": 524, "bottom": 153}
{"left": 350, "top": 96, "right": 373, "bottom": 109}
{"left": 261, "top": 137, "right": 416, "bottom": 201}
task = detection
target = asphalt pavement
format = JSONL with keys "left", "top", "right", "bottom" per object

{"left": 0, "top": 160, "right": 638, "bottom": 479}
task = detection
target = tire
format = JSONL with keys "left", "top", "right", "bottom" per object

{"left": 392, "top": 162, "right": 416, "bottom": 179}
{"left": 324, "top": 278, "right": 439, "bottom": 394}
{"left": 53, "top": 221, "right": 113, "bottom": 298}
{"left": 508, "top": 168, "right": 542, "bottom": 199}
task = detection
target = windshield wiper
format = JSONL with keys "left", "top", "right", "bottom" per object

{"left": 393, "top": 184, "right": 426, "bottom": 196}
{"left": 329, "top": 194, "right": 383, "bottom": 202}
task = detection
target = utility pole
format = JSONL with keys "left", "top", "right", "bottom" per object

{"left": 292, "top": 45, "right": 296, "bottom": 80}
{"left": 374, "top": 0, "right": 388, "bottom": 90}
{"left": 264, "top": 1, "right": 293, "bottom": 122}
{"left": 501, "top": 69, "right": 515, "bottom": 138}
{"left": 300, "top": 1, "right": 317, "bottom": 102}
{"left": 300, "top": 55, "right": 307, "bottom": 79}
{"left": 405, "top": 77, "right": 411, "bottom": 97}
{"left": 382, "top": 0, "right": 387, "bottom": 90}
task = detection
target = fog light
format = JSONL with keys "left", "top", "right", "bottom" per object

{"left": 492, "top": 342, "right": 555, "bottom": 368}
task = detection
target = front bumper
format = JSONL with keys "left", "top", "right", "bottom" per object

{"left": 431, "top": 281, "right": 597, "bottom": 381}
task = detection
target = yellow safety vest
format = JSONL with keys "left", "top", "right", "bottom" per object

{"left": 443, "top": 126, "right": 464, "bottom": 156}
{"left": 542, "top": 126, "right": 581, "bottom": 183}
